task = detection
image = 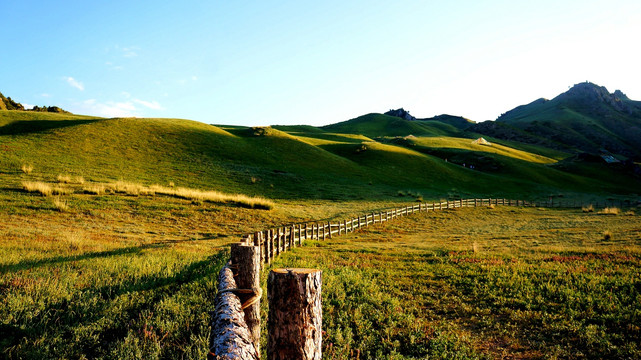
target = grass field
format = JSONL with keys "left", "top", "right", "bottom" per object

{"left": 267, "top": 206, "right": 641, "bottom": 359}
{"left": 0, "top": 173, "right": 416, "bottom": 359}
{"left": 2, "top": 112, "right": 641, "bottom": 359}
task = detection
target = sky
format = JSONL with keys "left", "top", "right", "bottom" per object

{"left": 2, "top": 0, "right": 641, "bottom": 126}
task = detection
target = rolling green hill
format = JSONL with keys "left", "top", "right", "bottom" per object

{"left": 2, "top": 91, "right": 640, "bottom": 203}
{"left": 321, "top": 113, "right": 461, "bottom": 138}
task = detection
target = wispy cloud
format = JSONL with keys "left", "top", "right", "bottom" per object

{"left": 73, "top": 96, "right": 164, "bottom": 118}
{"left": 106, "top": 61, "right": 123, "bottom": 70}
{"left": 78, "top": 99, "right": 136, "bottom": 118}
{"left": 121, "top": 46, "right": 139, "bottom": 58}
{"left": 65, "top": 77, "right": 84, "bottom": 91}
{"left": 133, "top": 99, "right": 164, "bottom": 110}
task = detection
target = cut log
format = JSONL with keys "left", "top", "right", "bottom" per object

{"left": 209, "top": 265, "right": 259, "bottom": 360}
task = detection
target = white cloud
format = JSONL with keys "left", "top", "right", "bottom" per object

{"left": 23, "top": 103, "right": 35, "bottom": 110}
{"left": 65, "top": 77, "right": 84, "bottom": 91}
{"left": 40, "top": 93, "right": 50, "bottom": 98}
{"left": 78, "top": 99, "right": 137, "bottom": 118}
{"left": 121, "top": 46, "right": 138, "bottom": 58}
{"left": 70, "top": 92, "right": 163, "bottom": 118}
{"left": 106, "top": 61, "right": 123, "bottom": 70}
{"left": 133, "top": 99, "right": 164, "bottom": 110}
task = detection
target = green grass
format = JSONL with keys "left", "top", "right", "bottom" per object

{"left": 2, "top": 112, "right": 639, "bottom": 202}
{"left": 321, "top": 113, "right": 461, "bottom": 138}
{"left": 2, "top": 110, "right": 641, "bottom": 359}
{"left": 267, "top": 206, "right": 641, "bottom": 359}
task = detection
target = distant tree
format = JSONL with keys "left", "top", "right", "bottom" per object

{"left": 1, "top": 91, "right": 69, "bottom": 113}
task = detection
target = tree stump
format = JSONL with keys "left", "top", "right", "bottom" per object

{"left": 268, "top": 268, "right": 322, "bottom": 360}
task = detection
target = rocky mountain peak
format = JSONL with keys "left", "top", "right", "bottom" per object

{"left": 558, "top": 82, "right": 634, "bottom": 115}
{"left": 384, "top": 108, "right": 416, "bottom": 121}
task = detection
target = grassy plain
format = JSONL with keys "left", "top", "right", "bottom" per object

{"left": 268, "top": 206, "right": 641, "bottom": 359}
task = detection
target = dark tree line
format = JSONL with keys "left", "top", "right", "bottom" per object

{"left": 0, "top": 91, "right": 69, "bottom": 113}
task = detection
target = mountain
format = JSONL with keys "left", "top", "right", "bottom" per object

{"left": 470, "top": 82, "right": 641, "bottom": 160}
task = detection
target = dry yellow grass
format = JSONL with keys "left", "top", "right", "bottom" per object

{"left": 148, "top": 184, "right": 274, "bottom": 209}
{"left": 82, "top": 184, "right": 107, "bottom": 195}
{"left": 21, "top": 164, "right": 34, "bottom": 174}
{"left": 22, "top": 181, "right": 53, "bottom": 196}
{"left": 108, "top": 181, "right": 154, "bottom": 196}
{"left": 600, "top": 207, "right": 620, "bottom": 215}
{"left": 20, "top": 178, "right": 273, "bottom": 210}
{"left": 582, "top": 204, "right": 594, "bottom": 213}
{"left": 51, "top": 197, "right": 69, "bottom": 212}
{"left": 57, "top": 174, "right": 85, "bottom": 184}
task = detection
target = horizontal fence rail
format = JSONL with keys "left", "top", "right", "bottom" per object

{"left": 209, "top": 197, "right": 638, "bottom": 358}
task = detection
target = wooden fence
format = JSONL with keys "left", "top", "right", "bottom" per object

{"left": 208, "top": 197, "right": 637, "bottom": 359}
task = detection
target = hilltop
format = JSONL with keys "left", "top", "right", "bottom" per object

{"left": 470, "top": 82, "right": 641, "bottom": 160}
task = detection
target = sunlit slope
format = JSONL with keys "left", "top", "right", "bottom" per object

{"left": 321, "top": 113, "right": 460, "bottom": 138}
{"left": 390, "top": 135, "right": 612, "bottom": 191}
{"left": 2, "top": 117, "right": 374, "bottom": 198}
{"left": 407, "top": 136, "right": 557, "bottom": 164}
{"left": 3, "top": 113, "right": 637, "bottom": 199}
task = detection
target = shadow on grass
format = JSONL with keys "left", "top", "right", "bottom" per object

{"left": 0, "top": 119, "right": 100, "bottom": 135}
{"left": 0, "top": 244, "right": 167, "bottom": 274}
{"left": 2, "top": 250, "right": 229, "bottom": 359}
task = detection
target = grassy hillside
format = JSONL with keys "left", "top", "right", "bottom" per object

{"left": 3, "top": 111, "right": 638, "bottom": 202}
{"left": 321, "top": 113, "right": 461, "bottom": 138}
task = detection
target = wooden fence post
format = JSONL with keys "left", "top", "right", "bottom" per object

{"left": 230, "top": 243, "right": 261, "bottom": 352}
{"left": 268, "top": 268, "right": 322, "bottom": 360}
{"left": 266, "top": 230, "right": 272, "bottom": 264}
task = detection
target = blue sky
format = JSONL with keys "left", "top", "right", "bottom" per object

{"left": 2, "top": 1, "right": 640, "bottom": 126}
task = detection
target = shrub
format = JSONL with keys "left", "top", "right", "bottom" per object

{"left": 582, "top": 204, "right": 594, "bottom": 213}
{"left": 603, "top": 230, "right": 613, "bottom": 241}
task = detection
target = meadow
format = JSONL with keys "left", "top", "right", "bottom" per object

{"left": 0, "top": 168, "right": 405, "bottom": 359}
{"left": 268, "top": 206, "right": 641, "bottom": 359}
{"left": 2, "top": 112, "right": 640, "bottom": 359}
